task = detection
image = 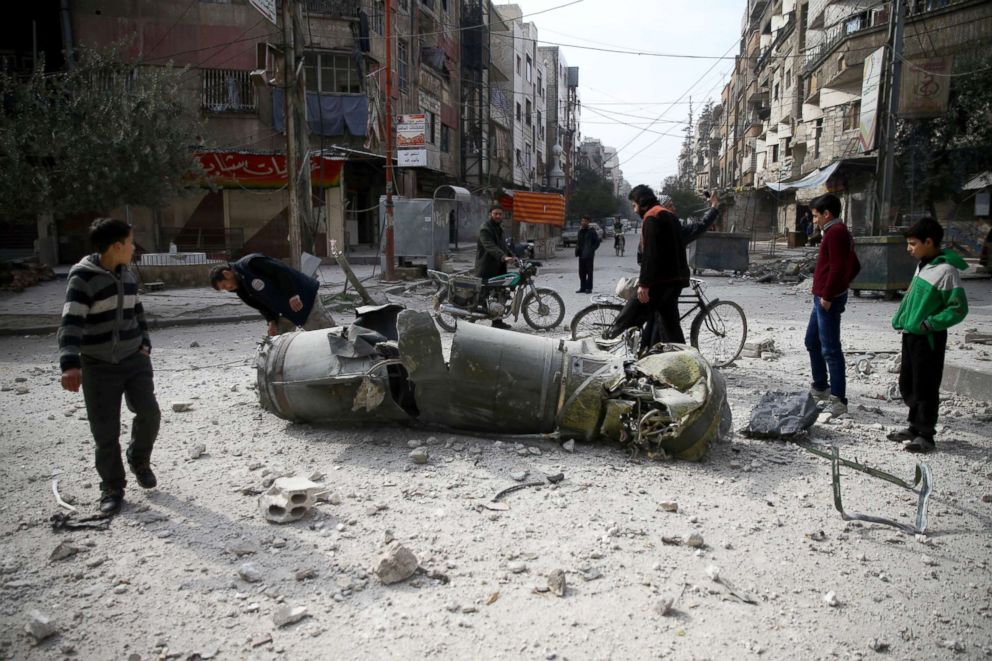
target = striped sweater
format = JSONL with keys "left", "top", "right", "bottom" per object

{"left": 57, "top": 254, "right": 151, "bottom": 371}
{"left": 891, "top": 249, "right": 968, "bottom": 337}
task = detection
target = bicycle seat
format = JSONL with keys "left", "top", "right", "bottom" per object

{"left": 690, "top": 277, "right": 703, "bottom": 286}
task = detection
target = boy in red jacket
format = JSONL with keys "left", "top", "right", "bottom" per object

{"left": 805, "top": 194, "right": 860, "bottom": 417}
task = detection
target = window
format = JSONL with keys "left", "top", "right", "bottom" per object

{"left": 372, "top": 0, "right": 384, "bottom": 34}
{"left": 525, "top": 99, "right": 532, "bottom": 126}
{"left": 398, "top": 40, "right": 408, "bottom": 93}
{"left": 773, "top": 82, "right": 779, "bottom": 101}
{"left": 784, "top": 137, "right": 792, "bottom": 157}
{"left": 516, "top": 56, "right": 521, "bottom": 75}
{"left": 516, "top": 148, "right": 522, "bottom": 164}
{"left": 303, "top": 52, "right": 361, "bottom": 94}
{"left": 525, "top": 143, "right": 532, "bottom": 170}
{"left": 814, "top": 118, "right": 823, "bottom": 158}
{"left": 785, "top": 68, "right": 792, "bottom": 89}
{"left": 441, "top": 0, "right": 447, "bottom": 10}
{"left": 427, "top": 111, "right": 437, "bottom": 144}
{"left": 538, "top": 74, "right": 543, "bottom": 97}
{"left": 441, "top": 124, "right": 450, "bottom": 153}
{"left": 843, "top": 101, "right": 861, "bottom": 131}
{"left": 516, "top": 102, "right": 521, "bottom": 121}
{"left": 526, "top": 55, "right": 532, "bottom": 83}
{"left": 770, "top": 144, "right": 778, "bottom": 163}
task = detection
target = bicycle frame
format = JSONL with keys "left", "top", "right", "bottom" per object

{"left": 678, "top": 279, "right": 710, "bottom": 323}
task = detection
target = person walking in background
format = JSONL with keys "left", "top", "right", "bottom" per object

{"left": 58, "top": 218, "right": 161, "bottom": 514}
{"left": 210, "top": 253, "right": 335, "bottom": 336}
{"left": 575, "top": 216, "right": 601, "bottom": 293}
{"left": 805, "top": 193, "right": 861, "bottom": 418}
{"left": 889, "top": 218, "right": 968, "bottom": 453}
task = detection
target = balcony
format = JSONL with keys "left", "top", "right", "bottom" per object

{"left": 755, "top": 16, "right": 794, "bottom": 73}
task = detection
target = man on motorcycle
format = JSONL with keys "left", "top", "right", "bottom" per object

{"left": 475, "top": 205, "right": 516, "bottom": 330}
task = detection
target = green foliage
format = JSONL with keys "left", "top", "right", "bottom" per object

{"left": 0, "top": 44, "right": 201, "bottom": 219}
{"left": 895, "top": 50, "right": 992, "bottom": 211}
{"left": 567, "top": 164, "right": 621, "bottom": 219}
{"left": 660, "top": 178, "right": 707, "bottom": 218}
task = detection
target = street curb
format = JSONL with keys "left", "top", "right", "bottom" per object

{"left": 0, "top": 313, "right": 259, "bottom": 337}
{"left": 942, "top": 362, "right": 992, "bottom": 403}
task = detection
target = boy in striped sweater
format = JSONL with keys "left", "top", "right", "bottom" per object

{"left": 58, "top": 218, "right": 161, "bottom": 513}
{"left": 889, "top": 217, "right": 969, "bottom": 453}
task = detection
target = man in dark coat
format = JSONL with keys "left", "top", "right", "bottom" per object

{"left": 475, "top": 205, "right": 515, "bottom": 329}
{"left": 575, "top": 216, "right": 601, "bottom": 293}
{"left": 210, "top": 254, "right": 335, "bottom": 336}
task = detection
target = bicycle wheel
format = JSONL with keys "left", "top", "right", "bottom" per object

{"left": 432, "top": 289, "right": 458, "bottom": 332}
{"left": 570, "top": 303, "right": 623, "bottom": 340}
{"left": 522, "top": 288, "right": 565, "bottom": 330}
{"left": 690, "top": 300, "right": 747, "bottom": 367}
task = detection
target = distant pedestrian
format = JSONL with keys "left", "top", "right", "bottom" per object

{"left": 58, "top": 218, "right": 161, "bottom": 514}
{"left": 575, "top": 216, "right": 601, "bottom": 293}
{"left": 805, "top": 193, "right": 861, "bottom": 418}
{"left": 210, "top": 254, "right": 335, "bottom": 336}
{"left": 888, "top": 218, "right": 968, "bottom": 453}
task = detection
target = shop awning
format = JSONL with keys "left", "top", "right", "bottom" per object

{"left": 963, "top": 171, "right": 992, "bottom": 191}
{"left": 510, "top": 191, "right": 566, "bottom": 227}
{"left": 767, "top": 161, "right": 841, "bottom": 192}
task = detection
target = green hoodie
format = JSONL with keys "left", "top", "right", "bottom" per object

{"left": 891, "top": 249, "right": 968, "bottom": 339}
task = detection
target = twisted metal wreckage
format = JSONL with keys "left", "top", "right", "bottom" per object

{"left": 252, "top": 306, "right": 933, "bottom": 535}
{"left": 254, "top": 306, "right": 732, "bottom": 460}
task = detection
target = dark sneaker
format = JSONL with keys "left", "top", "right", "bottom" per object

{"left": 99, "top": 490, "right": 123, "bottom": 514}
{"left": 904, "top": 436, "right": 936, "bottom": 454}
{"left": 492, "top": 319, "right": 511, "bottom": 330}
{"left": 886, "top": 428, "right": 916, "bottom": 442}
{"left": 129, "top": 462, "right": 158, "bottom": 489}
{"left": 575, "top": 289, "right": 586, "bottom": 294}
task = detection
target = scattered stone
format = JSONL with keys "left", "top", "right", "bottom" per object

{"left": 869, "top": 638, "right": 890, "bottom": 652}
{"left": 655, "top": 596, "right": 675, "bottom": 617}
{"left": 238, "top": 562, "right": 263, "bottom": 583}
{"left": 507, "top": 561, "right": 527, "bottom": 574}
{"left": 171, "top": 402, "right": 193, "bottom": 413}
{"left": 407, "top": 439, "right": 423, "bottom": 449}
{"left": 296, "top": 568, "right": 317, "bottom": 581}
{"left": 251, "top": 633, "right": 273, "bottom": 648}
{"left": 527, "top": 447, "right": 542, "bottom": 456}
{"left": 579, "top": 567, "right": 602, "bottom": 582}
{"left": 374, "top": 542, "right": 419, "bottom": 585}
{"left": 685, "top": 532, "right": 705, "bottom": 548}
{"left": 562, "top": 439, "right": 575, "bottom": 453}
{"left": 981, "top": 494, "right": 992, "bottom": 504}
{"left": 273, "top": 605, "right": 309, "bottom": 627}
{"left": 188, "top": 444, "right": 206, "bottom": 460}
{"left": 547, "top": 569, "right": 566, "bottom": 597}
{"left": 941, "top": 640, "right": 965, "bottom": 653}
{"left": 806, "top": 530, "right": 827, "bottom": 542}
{"left": 659, "top": 501, "right": 678, "bottom": 513}
{"left": 705, "top": 565, "right": 720, "bottom": 581}
{"left": 921, "top": 554, "right": 938, "bottom": 567}
{"left": 25, "top": 610, "right": 57, "bottom": 642}
{"left": 409, "top": 448, "right": 429, "bottom": 465}
{"left": 510, "top": 470, "right": 528, "bottom": 482}
{"left": 15, "top": 385, "right": 29, "bottom": 395}
{"left": 823, "top": 591, "right": 839, "bottom": 607}
{"left": 49, "top": 541, "right": 81, "bottom": 562}
{"left": 189, "top": 341, "right": 200, "bottom": 348}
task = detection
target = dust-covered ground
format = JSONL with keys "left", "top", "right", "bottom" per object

{"left": 1, "top": 247, "right": 991, "bottom": 660}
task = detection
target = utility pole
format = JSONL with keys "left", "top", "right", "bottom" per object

{"left": 282, "top": 0, "right": 304, "bottom": 270}
{"left": 874, "top": 0, "right": 905, "bottom": 235}
{"left": 383, "top": 0, "right": 396, "bottom": 281}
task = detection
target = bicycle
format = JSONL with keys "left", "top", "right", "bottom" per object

{"left": 569, "top": 278, "right": 748, "bottom": 367}
{"left": 614, "top": 233, "right": 626, "bottom": 257}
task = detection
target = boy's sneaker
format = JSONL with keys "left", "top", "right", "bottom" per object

{"left": 810, "top": 386, "right": 830, "bottom": 408}
{"left": 129, "top": 462, "right": 157, "bottom": 489}
{"left": 99, "top": 489, "right": 123, "bottom": 514}
{"left": 821, "top": 395, "right": 848, "bottom": 418}
{"left": 904, "top": 436, "right": 936, "bottom": 454}
{"left": 886, "top": 428, "right": 916, "bottom": 442}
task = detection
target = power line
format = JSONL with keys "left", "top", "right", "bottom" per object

{"left": 145, "top": 0, "right": 199, "bottom": 59}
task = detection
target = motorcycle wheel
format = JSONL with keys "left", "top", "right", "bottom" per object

{"left": 522, "top": 288, "right": 565, "bottom": 330}
{"left": 432, "top": 289, "right": 459, "bottom": 332}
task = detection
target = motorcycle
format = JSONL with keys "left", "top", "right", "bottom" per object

{"left": 428, "top": 258, "right": 565, "bottom": 332}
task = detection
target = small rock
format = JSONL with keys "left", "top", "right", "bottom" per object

{"left": 981, "top": 494, "right": 992, "bottom": 504}
{"left": 562, "top": 439, "right": 575, "bottom": 453}
{"left": 655, "top": 596, "right": 675, "bottom": 617}
{"left": 705, "top": 565, "right": 720, "bottom": 581}
{"left": 941, "top": 640, "right": 965, "bottom": 653}
{"left": 921, "top": 554, "right": 937, "bottom": 566}
{"left": 409, "top": 448, "right": 429, "bottom": 465}
{"left": 407, "top": 439, "right": 423, "bottom": 449}
{"left": 171, "top": 402, "right": 193, "bottom": 413}
{"left": 659, "top": 501, "right": 678, "bottom": 513}
{"left": 374, "top": 542, "right": 419, "bottom": 585}
{"left": 238, "top": 562, "right": 263, "bottom": 583}
{"left": 189, "top": 341, "right": 200, "bottom": 348}
{"left": 685, "top": 532, "right": 704, "bottom": 548}
{"left": 15, "top": 385, "right": 29, "bottom": 395}
{"left": 527, "top": 447, "right": 542, "bottom": 456}
{"left": 273, "top": 605, "right": 309, "bottom": 627}
{"left": 868, "top": 638, "right": 890, "bottom": 652}
{"left": 507, "top": 561, "right": 527, "bottom": 574}
{"left": 510, "top": 470, "right": 528, "bottom": 482}
{"left": 547, "top": 569, "right": 566, "bottom": 597}
{"left": 189, "top": 444, "right": 206, "bottom": 460}
{"left": 295, "top": 568, "right": 317, "bottom": 581}
{"left": 25, "top": 609, "right": 57, "bottom": 642}
{"left": 50, "top": 541, "right": 81, "bottom": 562}
{"left": 823, "top": 591, "right": 839, "bottom": 607}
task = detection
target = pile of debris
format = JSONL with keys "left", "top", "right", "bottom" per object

{"left": 0, "top": 258, "right": 56, "bottom": 292}
{"left": 743, "top": 255, "right": 818, "bottom": 284}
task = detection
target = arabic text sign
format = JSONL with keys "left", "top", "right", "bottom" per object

{"left": 249, "top": 0, "right": 277, "bottom": 24}
{"left": 397, "top": 113, "right": 427, "bottom": 148}
{"left": 397, "top": 149, "right": 427, "bottom": 168}
{"left": 899, "top": 57, "right": 952, "bottom": 118}
{"left": 193, "top": 151, "right": 343, "bottom": 188}
{"left": 859, "top": 47, "right": 886, "bottom": 153}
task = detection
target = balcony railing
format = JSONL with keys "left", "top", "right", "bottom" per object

{"left": 202, "top": 69, "right": 256, "bottom": 113}
{"left": 303, "top": 0, "right": 361, "bottom": 18}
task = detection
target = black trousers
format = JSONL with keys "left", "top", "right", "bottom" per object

{"left": 81, "top": 351, "right": 161, "bottom": 492}
{"left": 610, "top": 285, "right": 684, "bottom": 350}
{"left": 578, "top": 257, "right": 595, "bottom": 292}
{"left": 898, "top": 331, "right": 947, "bottom": 441}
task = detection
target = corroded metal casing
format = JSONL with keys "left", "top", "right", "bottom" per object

{"left": 255, "top": 328, "right": 410, "bottom": 424}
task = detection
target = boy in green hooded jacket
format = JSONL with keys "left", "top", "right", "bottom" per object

{"left": 888, "top": 218, "right": 968, "bottom": 453}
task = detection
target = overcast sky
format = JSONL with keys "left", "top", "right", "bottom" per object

{"left": 499, "top": 0, "right": 745, "bottom": 190}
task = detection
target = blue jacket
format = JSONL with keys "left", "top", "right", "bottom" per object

{"left": 231, "top": 254, "right": 318, "bottom": 327}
